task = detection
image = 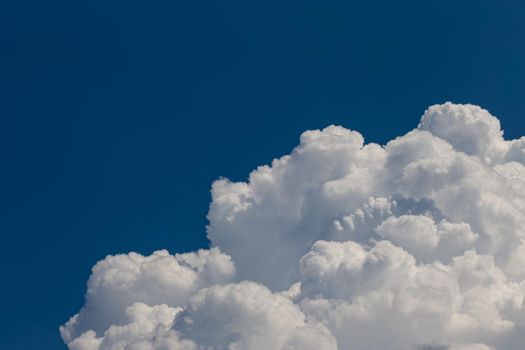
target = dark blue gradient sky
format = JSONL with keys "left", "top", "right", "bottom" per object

{"left": 2, "top": 1, "right": 525, "bottom": 349}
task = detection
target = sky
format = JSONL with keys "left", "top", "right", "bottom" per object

{"left": 2, "top": 1, "right": 525, "bottom": 349}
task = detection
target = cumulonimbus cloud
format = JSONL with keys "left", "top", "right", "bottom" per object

{"left": 61, "top": 103, "right": 525, "bottom": 350}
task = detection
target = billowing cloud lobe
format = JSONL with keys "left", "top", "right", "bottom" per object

{"left": 62, "top": 103, "right": 525, "bottom": 349}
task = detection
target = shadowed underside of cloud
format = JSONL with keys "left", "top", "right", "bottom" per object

{"left": 62, "top": 103, "right": 525, "bottom": 350}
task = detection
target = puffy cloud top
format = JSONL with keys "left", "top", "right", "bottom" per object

{"left": 63, "top": 103, "right": 525, "bottom": 350}
{"left": 419, "top": 103, "right": 505, "bottom": 161}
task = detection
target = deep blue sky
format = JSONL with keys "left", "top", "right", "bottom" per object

{"left": 2, "top": 1, "right": 525, "bottom": 349}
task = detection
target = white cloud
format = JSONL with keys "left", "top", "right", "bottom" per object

{"left": 177, "top": 281, "right": 337, "bottom": 350}
{"left": 62, "top": 103, "right": 525, "bottom": 349}
{"left": 61, "top": 248, "right": 235, "bottom": 344}
{"left": 299, "top": 240, "right": 522, "bottom": 349}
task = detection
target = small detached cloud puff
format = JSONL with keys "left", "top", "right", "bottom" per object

{"left": 63, "top": 103, "right": 525, "bottom": 350}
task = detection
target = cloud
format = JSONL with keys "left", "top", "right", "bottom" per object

{"left": 62, "top": 103, "right": 525, "bottom": 349}
{"left": 177, "top": 281, "right": 337, "bottom": 350}
{"left": 60, "top": 248, "right": 235, "bottom": 344}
